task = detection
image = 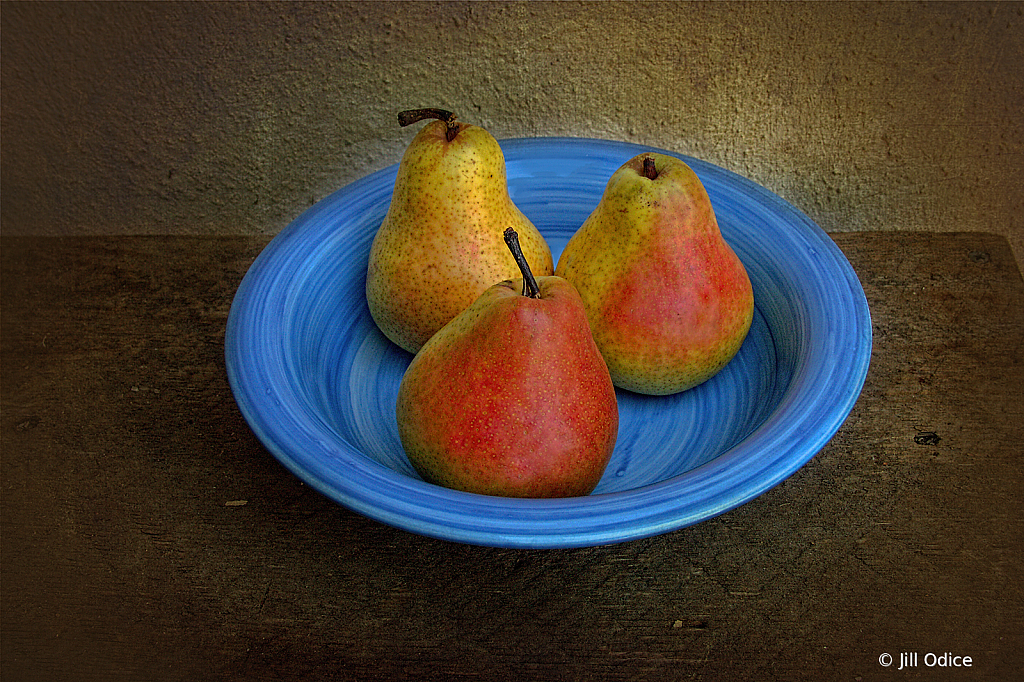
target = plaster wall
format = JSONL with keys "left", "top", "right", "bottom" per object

{"left": 2, "top": 1, "right": 1022, "bottom": 265}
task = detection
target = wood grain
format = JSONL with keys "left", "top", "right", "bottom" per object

{"left": 2, "top": 233, "right": 1022, "bottom": 681}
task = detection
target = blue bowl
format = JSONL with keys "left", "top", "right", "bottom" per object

{"left": 225, "top": 138, "right": 871, "bottom": 548}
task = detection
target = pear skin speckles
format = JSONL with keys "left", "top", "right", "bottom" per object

{"left": 556, "top": 153, "right": 754, "bottom": 395}
{"left": 395, "top": 275, "right": 618, "bottom": 498}
{"left": 366, "top": 119, "right": 553, "bottom": 354}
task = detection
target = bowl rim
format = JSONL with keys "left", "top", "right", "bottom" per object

{"left": 225, "top": 136, "right": 872, "bottom": 548}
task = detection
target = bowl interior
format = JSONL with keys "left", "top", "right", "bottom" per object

{"left": 226, "top": 137, "right": 870, "bottom": 547}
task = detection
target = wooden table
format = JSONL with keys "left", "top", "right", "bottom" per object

{"left": 2, "top": 232, "right": 1022, "bottom": 681}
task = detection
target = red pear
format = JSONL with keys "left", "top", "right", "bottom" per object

{"left": 396, "top": 228, "right": 618, "bottom": 498}
{"left": 556, "top": 153, "right": 754, "bottom": 395}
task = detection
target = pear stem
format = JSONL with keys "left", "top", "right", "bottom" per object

{"left": 503, "top": 228, "right": 541, "bottom": 299}
{"left": 397, "top": 108, "right": 460, "bottom": 142}
{"left": 642, "top": 155, "right": 658, "bottom": 180}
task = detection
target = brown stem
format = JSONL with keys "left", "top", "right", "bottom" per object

{"left": 503, "top": 228, "right": 541, "bottom": 299}
{"left": 642, "top": 155, "right": 658, "bottom": 180}
{"left": 397, "top": 108, "right": 460, "bottom": 142}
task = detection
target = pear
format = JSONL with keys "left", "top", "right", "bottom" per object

{"left": 366, "top": 108, "right": 553, "bottom": 354}
{"left": 556, "top": 153, "right": 754, "bottom": 395}
{"left": 395, "top": 228, "right": 618, "bottom": 498}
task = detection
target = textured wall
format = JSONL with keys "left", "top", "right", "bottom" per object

{"left": 2, "top": 1, "right": 1022, "bottom": 265}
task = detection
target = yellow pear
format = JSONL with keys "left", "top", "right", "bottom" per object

{"left": 556, "top": 153, "right": 754, "bottom": 395}
{"left": 366, "top": 109, "right": 553, "bottom": 353}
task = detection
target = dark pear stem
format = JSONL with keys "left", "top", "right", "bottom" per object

{"left": 642, "top": 155, "right": 658, "bottom": 180}
{"left": 397, "top": 108, "right": 460, "bottom": 142}
{"left": 503, "top": 228, "right": 541, "bottom": 299}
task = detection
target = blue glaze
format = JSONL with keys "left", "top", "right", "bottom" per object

{"left": 225, "top": 138, "right": 872, "bottom": 548}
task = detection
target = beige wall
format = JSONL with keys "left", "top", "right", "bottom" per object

{"left": 2, "top": 1, "right": 1022, "bottom": 266}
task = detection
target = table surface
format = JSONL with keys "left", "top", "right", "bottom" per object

{"left": 2, "top": 232, "right": 1022, "bottom": 681}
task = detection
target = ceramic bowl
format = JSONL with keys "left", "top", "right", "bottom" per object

{"left": 225, "top": 138, "right": 871, "bottom": 548}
